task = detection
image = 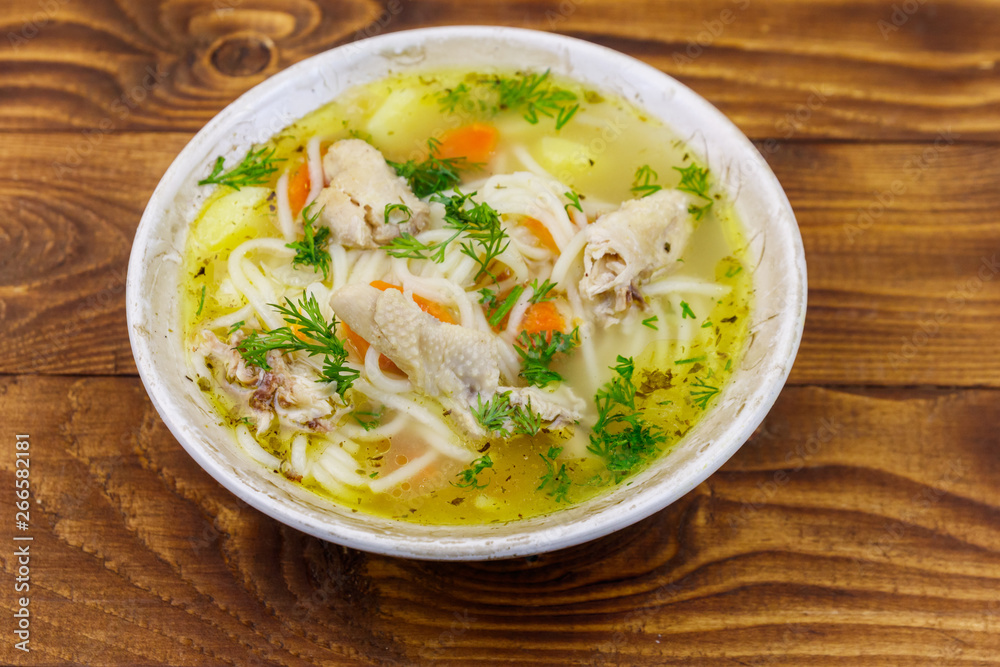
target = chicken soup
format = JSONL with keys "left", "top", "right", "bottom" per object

{"left": 182, "top": 69, "right": 751, "bottom": 524}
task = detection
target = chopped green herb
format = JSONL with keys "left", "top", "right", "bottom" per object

{"left": 198, "top": 147, "right": 284, "bottom": 191}
{"left": 478, "top": 287, "right": 499, "bottom": 309}
{"left": 286, "top": 202, "right": 331, "bottom": 279}
{"left": 587, "top": 356, "right": 667, "bottom": 480}
{"left": 690, "top": 377, "right": 720, "bottom": 409}
{"left": 196, "top": 285, "right": 206, "bottom": 316}
{"left": 384, "top": 191, "right": 508, "bottom": 277}
{"left": 537, "top": 446, "right": 572, "bottom": 502}
{"left": 674, "top": 355, "right": 707, "bottom": 365}
{"left": 725, "top": 359, "right": 733, "bottom": 371}
{"left": 680, "top": 301, "right": 696, "bottom": 319}
{"left": 384, "top": 203, "right": 412, "bottom": 225}
{"left": 564, "top": 190, "right": 584, "bottom": 214}
{"left": 510, "top": 401, "right": 542, "bottom": 436}
{"left": 227, "top": 320, "right": 245, "bottom": 336}
{"left": 471, "top": 391, "right": 542, "bottom": 437}
{"left": 642, "top": 316, "right": 658, "bottom": 330}
{"left": 631, "top": 165, "right": 662, "bottom": 198}
{"left": 516, "top": 327, "right": 580, "bottom": 387}
{"left": 673, "top": 164, "right": 713, "bottom": 220}
{"left": 725, "top": 265, "right": 743, "bottom": 278}
{"left": 438, "top": 70, "right": 580, "bottom": 130}
{"left": 528, "top": 278, "right": 557, "bottom": 304}
{"left": 387, "top": 139, "right": 473, "bottom": 198}
{"left": 497, "top": 70, "right": 579, "bottom": 129}
{"left": 234, "top": 293, "right": 358, "bottom": 395}
{"left": 485, "top": 285, "right": 525, "bottom": 328}
{"left": 383, "top": 232, "right": 456, "bottom": 262}
{"left": 701, "top": 321, "right": 713, "bottom": 329}
{"left": 452, "top": 455, "right": 494, "bottom": 489}
{"left": 352, "top": 407, "right": 384, "bottom": 432}
{"left": 471, "top": 393, "right": 513, "bottom": 435}
{"left": 368, "top": 471, "right": 379, "bottom": 479}
{"left": 441, "top": 191, "right": 510, "bottom": 281}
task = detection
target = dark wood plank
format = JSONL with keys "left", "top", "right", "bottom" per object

{"left": 3, "top": 0, "right": 1000, "bottom": 139}
{"left": 2, "top": 377, "right": 999, "bottom": 665}
{"left": 2, "top": 133, "right": 999, "bottom": 386}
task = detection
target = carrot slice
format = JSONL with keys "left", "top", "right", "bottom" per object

{"left": 341, "top": 321, "right": 401, "bottom": 375}
{"left": 287, "top": 163, "right": 311, "bottom": 217}
{"left": 436, "top": 123, "right": 499, "bottom": 164}
{"left": 340, "top": 321, "right": 370, "bottom": 360}
{"left": 521, "top": 216, "right": 559, "bottom": 254}
{"left": 370, "top": 280, "right": 456, "bottom": 324}
{"left": 519, "top": 301, "right": 566, "bottom": 339}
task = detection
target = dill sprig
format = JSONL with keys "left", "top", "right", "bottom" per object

{"left": 234, "top": 293, "right": 358, "bottom": 395}
{"left": 383, "top": 232, "right": 455, "bottom": 262}
{"left": 438, "top": 70, "right": 580, "bottom": 130}
{"left": 198, "top": 147, "right": 284, "bottom": 191}
{"left": 642, "top": 316, "right": 658, "bottom": 330}
{"left": 384, "top": 203, "right": 412, "bottom": 225}
{"left": 387, "top": 138, "right": 473, "bottom": 198}
{"left": 680, "top": 301, "right": 696, "bottom": 319}
{"left": 528, "top": 278, "right": 557, "bottom": 304}
{"left": 587, "top": 356, "right": 667, "bottom": 481}
{"left": 383, "top": 191, "right": 508, "bottom": 279}
{"left": 470, "top": 391, "right": 542, "bottom": 438}
{"left": 443, "top": 191, "right": 510, "bottom": 281}
{"left": 515, "top": 327, "right": 580, "bottom": 387}
{"left": 286, "top": 202, "right": 331, "bottom": 279}
{"left": 631, "top": 165, "right": 662, "bottom": 198}
{"left": 497, "top": 70, "right": 580, "bottom": 129}
{"left": 690, "top": 377, "right": 720, "bottom": 409}
{"left": 538, "top": 446, "right": 572, "bottom": 502}
{"left": 452, "top": 455, "right": 494, "bottom": 489}
{"left": 673, "top": 164, "right": 714, "bottom": 220}
{"left": 564, "top": 190, "right": 584, "bottom": 214}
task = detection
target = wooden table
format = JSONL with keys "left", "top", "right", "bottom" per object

{"left": 3, "top": 0, "right": 999, "bottom": 664}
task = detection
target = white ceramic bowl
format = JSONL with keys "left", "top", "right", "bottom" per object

{"left": 127, "top": 26, "right": 806, "bottom": 561}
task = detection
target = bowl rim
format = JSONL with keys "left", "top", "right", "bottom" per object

{"left": 127, "top": 25, "right": 807, "bottom": 561}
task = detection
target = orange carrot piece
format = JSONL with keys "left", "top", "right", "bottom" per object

{"left": 369, "top": 281, "right": 456, "bottom": 324}
{"left": 519, "top": 301, "right": 566, "bottom": 338}
{"left": 521, "top": 216, "right": 560, "bottom": 254}
{"left": 341, "top": 320, "right": 401, "bottom": 374}
{"left": 436, "top": 123, "right": 499, "bottom": 164}
{"left": 287, "top": 163, "right": 311, "bottom": 217}
{"left": 290, "top": 324, "right": 311, "bottom": 343}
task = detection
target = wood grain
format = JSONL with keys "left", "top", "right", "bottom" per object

{"left": 3, "top": 0, "right": 1000, "bottom": 139}
{"left": 2, "top": 377, "right": 999, "bottom": 665}
{"left": 2, "top": 133, "right": 999, "bottom": 385}
{"left": 4, "top": 2, "right": 1000, "bottom": 664}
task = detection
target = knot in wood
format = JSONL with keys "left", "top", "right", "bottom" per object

{"left": 209, "top": 33, "right": 275, "bottom": 77}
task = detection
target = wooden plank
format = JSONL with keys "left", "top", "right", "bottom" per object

{"left": 2, "top": 0, "right": 1000, "bottom": 139}
{"left": 2, "top": 378, "right": 999, "bottom": 665}
{"left": 2, "top": 133, "right": 999, "bottom": 385}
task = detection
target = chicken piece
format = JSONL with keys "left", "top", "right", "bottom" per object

{"left": 315, "top": 139, "right": 429, "bottom": 249}
{"left": 504, "top": 385, "right": 584, "bottom": 430}
{"left": 330, "top": 284, "right": 500, "bottom": 435}
{"left": 579, "top": 189, "right": 693, "bottom": 324}
{"left": 193, "top": 330, "right": 337, "bottom": 432}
